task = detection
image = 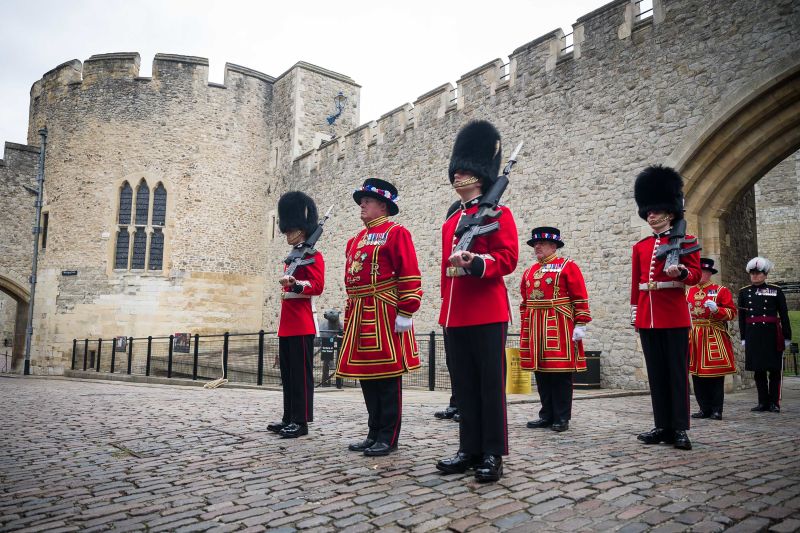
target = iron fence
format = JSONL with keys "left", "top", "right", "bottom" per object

{"left": 70, "top": 331, "right": 530, "bottom": 391}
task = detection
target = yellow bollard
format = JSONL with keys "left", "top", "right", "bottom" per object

{"left": 505, "top": 347, "right": 531, "bottom": 394}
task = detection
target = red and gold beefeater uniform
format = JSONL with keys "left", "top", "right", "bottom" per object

{"left": 336, "top": 216, "right": 422, "bottom": 379}
{"left": 687, "top": 283, "right": 737, "bottom": 377}
{"left": 519, "top": 254, "right": 591, "bottom": 372}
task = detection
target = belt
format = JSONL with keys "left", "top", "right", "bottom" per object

{"left": 524, "top": 297, "right": 572, "bottom": 309}
{"left": 346, "top": 279, "right": 398, "bottom": 298}
{"left": 745, "top": 316, "right": 779, "bottom": 324}
{"left": 638, "top": 281, "right": 685, "bottom": 291}
{"left": 281, "top": 292, "right": 311, "bottom": 300}
{"left": 446, "top": 266, "right": 468, "bottom": 278}
{"left": 692, "top": 319, "right": 726, "bottom": 329}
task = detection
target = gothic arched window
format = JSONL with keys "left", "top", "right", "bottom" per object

{"left": 113, "top": 179, "right": 167, "bottom": 272}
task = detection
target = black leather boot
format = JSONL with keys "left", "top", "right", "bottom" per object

{"left": 348, "top": 438, "right": 376, "bottom": 452}
{"left": 279, "top": 423, "right": 308, "bottom": 438}
{"left": 673, "top": 430, "right": 692, "bottom": 450}
{"left": 267, "top": 421, "right": 288, "bottom": 433}
{"left": 526, "top": 418, "right": 552, "bottom": 429}
{"left": 363, "top": 441, "right": 397, "bottom": 456}
{"left": 434, "top": 406, "right": 458, "bottom": 419}
{"left": 436, "top": 452, "right": 481, "bottom": 474}
{"left": 474, "top": 455, "right": 503, "bottom": 482}
{"left": 637, "top": 428, "right": 674, "bottom": 444}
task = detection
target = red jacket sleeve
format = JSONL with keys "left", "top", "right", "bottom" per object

{"left": 519, "top": 267, "right": 528, "bottom": 313}
{"left": 679, "top": 239, "right": 702, "bottom": 287}
{"left": 389, "top": 225, "right": 423, "bottom": 317}
{"left": 296, "top": 251, "right": 325, "bottom": 296}
{"left": 712, "top": 286, "right": 736, "bottom": 321}
{"left": 565, "top": 261, "right": 591, "bottom": 325}
{"left": 473, "top": 207, "right": 519, "bottom": 279}
{"left": 630, "top": 244, "right": 641, "bottom": 306}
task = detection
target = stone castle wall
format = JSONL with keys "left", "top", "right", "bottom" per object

{"left": 22, "top": 53, "right": 360, "bottom": 370}
{"left": 755, "top": 150, "right": 800, "bottom": 309}
{"left": 270, "top": 0, "right": 800, "bottom": 389}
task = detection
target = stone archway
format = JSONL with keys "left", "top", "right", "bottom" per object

{"left": 0, "top": 274, "right": 30, "bottom": 373}
{"left": 670, "top": 61, "right": 800, "bottom": 284}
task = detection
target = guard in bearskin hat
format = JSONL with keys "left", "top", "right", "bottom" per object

{"left": 436, "top": 120, "right": 518, "bottom": 482}
{"left": 687, "top": 258, "right": 737, "bottom": 420}
{"left": 268, "top": 191, "right": 325, "bottom": 438}
{"left": 738, "top": 257, "right": 792, "bottom": 413}
{"left": 519, "top": 227, "right": 591, "bottom": 433}
{"left": 336, "top": 178, "right": 423, "bottom": 456}
{"left": 631, "top": 165, "right": 701, "bottom": 450}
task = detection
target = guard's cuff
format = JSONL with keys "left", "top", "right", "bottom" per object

{"left": 468, "top": 256, "right": 485, "bottom": 277}
{"left": 677, "top": 267, "right": 689, "bottom": 281}
{"left": 291, "top": 283, "right": 304, "bottom": 294}
{"left": 397, "top": 310, "right": 413, "bottom": 318}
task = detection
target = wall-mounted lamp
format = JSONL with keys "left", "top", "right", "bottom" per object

{"left": 326, "top": 92, "right": 348, "bottom": 127}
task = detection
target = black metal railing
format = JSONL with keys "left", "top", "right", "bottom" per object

{"left": 70, "top": 331, "right": 528, "bottom": 391}
{"left": 560, "top": 32, "right": 574, "bottom": 55}
{"left": 499, "top": 63, "right": 511, "bottom": 81}
{"left": 785, "top": 344, "right": 799, "bottom": 376}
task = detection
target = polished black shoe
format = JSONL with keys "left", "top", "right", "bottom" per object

{"left": 436, "top": 452, "right": 481, "bottom": 474}
{"left": 279, "top": 423, "right": 308, "bottom": 438}
{"left": 673, "top": 430, "right": 692, "bottom": 450}
{"left": 363, "top": 441, "right": 397, "bottom": 457}
{"left": 751, "top": 404, "right": 768, "bottom": 412}
{"left": 348, "top": 438, "right": 376, "bottom": 452}
{"left": 710, "top": 410, "right": 723, "bottom": 420}
{"left": 452, "top": 413, "right": 462, "bottom": 422}
{"left": 526, "top": 418, "right": 552, "bottom": 429}
{"left": 637, "top": 428, "right": 675, "bottom": 444}
{"left": 267, "top": 421, "right": 288, "bottom": 433}
{"left": 769, "top": 403, "right": 781, "bottom": 413}
{"left": 551, "top": 421, "right": 569, "bottom": 432}
{"left": 434, "top": 406, "right": 458, "bottom": 420}
{"left": 691, "top": 411, "right": 709, "bottom": 419}
{"left": 474, "top": 455, "right": 503, "bottom": 482}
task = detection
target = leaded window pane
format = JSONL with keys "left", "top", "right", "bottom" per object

{"left": 152, "top": 184, "right": 167, "bottom": 226}
{"left": 135, "top": 182, "right": 150, "bottom": 225}
{"left": 131, "top": 228, "right": 147, "bottom": 269}
{"left": 149, "top": 228, "right": 164, "bottom": 271}
{"left": 118, "top": 183, "right": 132, "bottom": 224}
{"left": 115, "top": 229, "right": 129, "bottom": 269}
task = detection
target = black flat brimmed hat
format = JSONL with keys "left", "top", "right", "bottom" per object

{"left": 353, "top": 178, "right": 399, "bottom": 216}
{"left": 699, "top": 257, "right": 718, "bottom": 274}
{"left": 527, "top": 226, "right": 565, "bottom": 248}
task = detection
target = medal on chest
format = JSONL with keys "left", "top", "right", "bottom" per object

{"left": 348, "top": 251, "right": 367, "bottom": 276}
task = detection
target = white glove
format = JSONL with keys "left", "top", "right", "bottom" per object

{"left": 703, "top": 300, "right": 718, "bottom": 313}
{"left": 786, "top": 340, "right": 792, "bottom": 348}
{"left": 395, "top": 315, "right": 413, "bottom": 333}
{"left": 630, "top": 306, "right": 637, "bottom": 326}
{"left": 741, "top": 340, "right": 746, "bottom": 346}
{"left": 572, "top": 326, "right": 587, "bottom": 341}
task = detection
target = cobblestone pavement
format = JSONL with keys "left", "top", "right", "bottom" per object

{"left": 1, "top": 376, "right": 799, "bottom": 532}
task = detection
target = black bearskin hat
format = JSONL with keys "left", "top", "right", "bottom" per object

{"left": 634, "top": 165, "right": 685, "bottom": 221}
{"left": 448, "top": 120, "right": 502, "bottom": 193}
{"left": 278, "top": 191, "right": 318, "bottom": 235}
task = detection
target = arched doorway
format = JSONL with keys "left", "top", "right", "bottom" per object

{"left": 0, "top": 274, "right": 30, "bottom": 373}
{"left": 669, "top": 61, "right": 800, "bottom": 286}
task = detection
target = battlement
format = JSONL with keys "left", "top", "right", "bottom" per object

{"left": 291, "top": 0, "right": 668, "bottom": 170}
{"left": 0, "top": 142, "right": 39, "bottom": 169}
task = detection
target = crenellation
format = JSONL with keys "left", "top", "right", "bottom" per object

{"left": 82, "top": 52, "right": 141, "bottom": 83}
{"left": 509, "top": 30, "right": 561, "bottom": 80}
{"left": 413, "top": 83, "right": 452, "bottom": 125}
{"left": 457, "top": 58, "right": 505, "bottom": 106}
{"left": 152, "top": 53, "right": 210, "bottom": 86}
{"left": 377, "top": 104, "right": 412, "bottom": 140}
{"left": 224, "top": 62, "right": 276, "bottom": 85}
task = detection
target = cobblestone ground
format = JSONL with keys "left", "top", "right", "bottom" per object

{"left": 1, "top": 376, "right": 799, "bottom": 532}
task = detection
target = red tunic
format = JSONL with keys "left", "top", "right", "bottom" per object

{"left": 336, "top": 216, "right": 423, "bottom": 380}
{"left": 631, "top": 231, "right": 702, "bottom": 329}
{"left": 438, "top": 203, "right": 518, "bottom": 327}
{"left": 277, "top": 251, "right": 325, "bottom": 337}
{"left": 687, "top": 283, "right": 737, "bottom": 376}
{"left": 519, "top": 255, "right": 592, "bottom": 372}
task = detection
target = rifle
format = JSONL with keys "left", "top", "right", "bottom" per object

{"left": 453, "top": 141, "right": 523, "bottom": 256}
{"left": 654, "top": 218, "right": 701, "bottom": 272}
{"left": 284, "top": 205, "right": 333, "bottom": 277}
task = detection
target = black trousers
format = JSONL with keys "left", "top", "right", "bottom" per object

{"left": 278, "top": 335, "right": 314, "bottom": 424}
{"left": 639, "top": 328, "right": 690, "bottom": 431}
{"left": 692, "top": 375, "right": 725, "bottom": 414}
{"left": 535, "top": 371, "right": 574, "bottom": 423}
{"left": 443, "top": 328, "right": 457, "bottom": 409}
{"left": 754, "top": 370, "right": 781, "bottom": 407}
{"left": 360, "top": 376, "right": 402, "bottom": 446}
{"left": 445, "top": 322, "right": 508, "bottom": 457}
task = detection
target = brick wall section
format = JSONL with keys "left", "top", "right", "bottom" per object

{"left": 755, "top": 151, "right": 800, "bottom": 310}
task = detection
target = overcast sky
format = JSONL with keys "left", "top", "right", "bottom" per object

{"left": 0, "top": 0, "right": 610, "bottom": 146}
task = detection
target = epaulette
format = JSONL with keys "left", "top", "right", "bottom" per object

{"left": 738, "top": 284, "right": 752, "bottom": 291}
{"left": 445, "top": 200, "right": 461, "bottom": 220}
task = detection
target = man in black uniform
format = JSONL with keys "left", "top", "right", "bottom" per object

{"left": 739, "top": 257, "right": 792, "bottom": 413}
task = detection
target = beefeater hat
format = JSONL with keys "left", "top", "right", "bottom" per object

{"left": 278, "top": 191, "right": 318, "bottom": 235}
{"left": 448, "top": 120, "right": 502, "bottom": 194}
{"left": 634, "top": 165, "right": 685, "bottom": 221}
